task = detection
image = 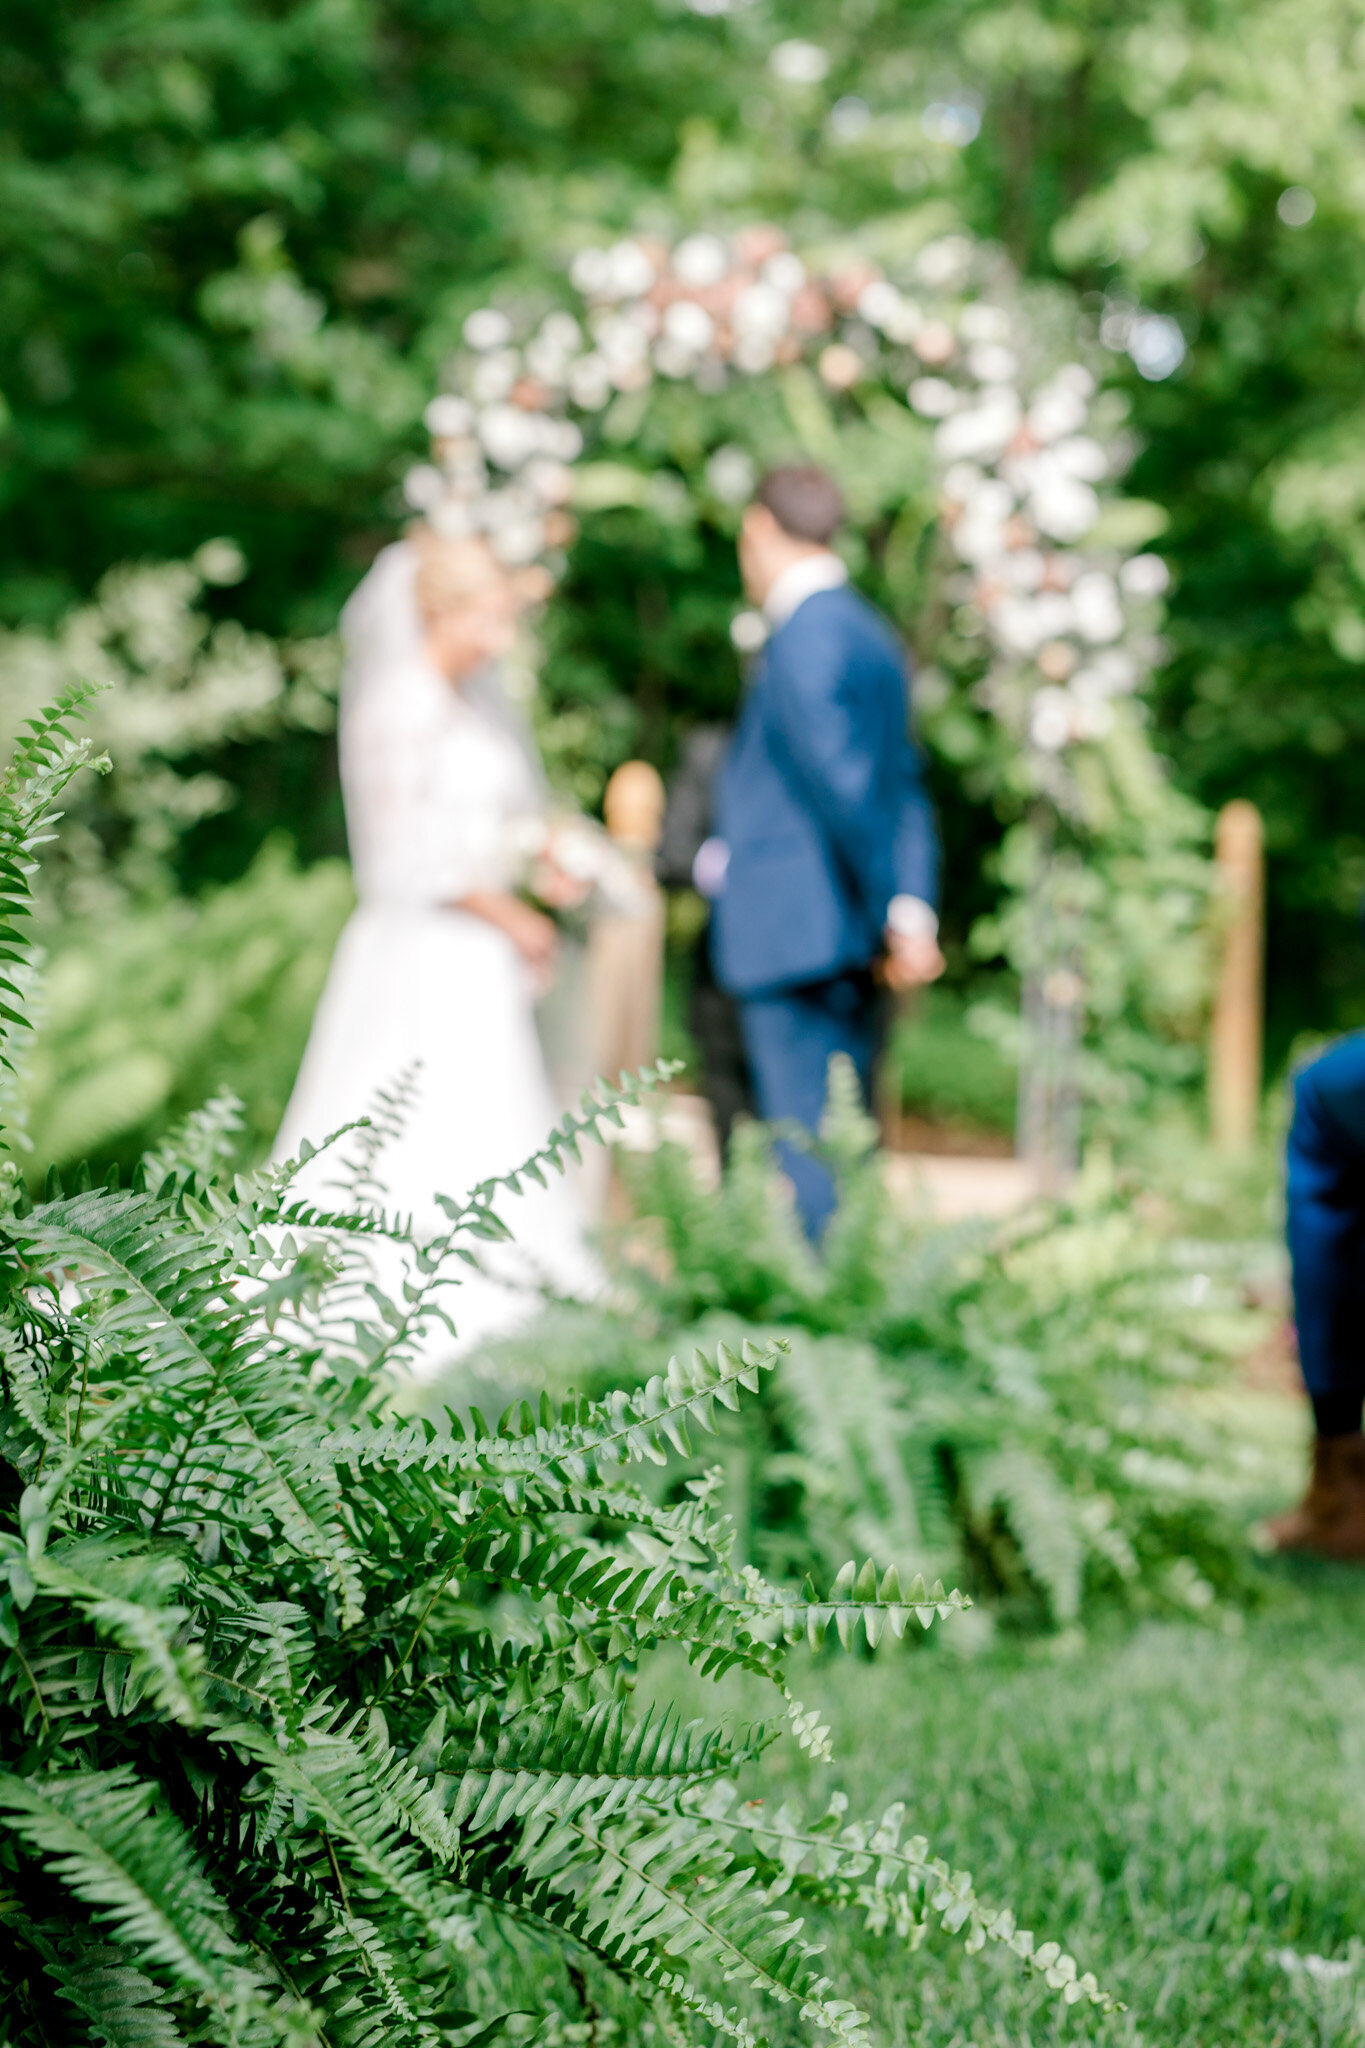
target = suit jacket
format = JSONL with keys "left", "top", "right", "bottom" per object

{"left": 712, "top": 584, "right": 940, "bottom": 999}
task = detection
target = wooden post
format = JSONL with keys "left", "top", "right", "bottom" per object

{"left": 579, "top": 761, "right": 668, "bottom": 1221}
{"left": 1209, "top": 799, "right": 1265, "bottom": 1152}
{"left": 592, "top": 761, "right": 666, "bottom": 1080}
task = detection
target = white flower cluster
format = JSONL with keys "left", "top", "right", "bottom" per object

{"left": 410, "top": 225, "right": 1168, "bottom": 761}
{"left": 919, "top": 315, "right": 1169, "bottom": 754}
{"left": 0, "top": 546, "right": 338, "bottom": 904}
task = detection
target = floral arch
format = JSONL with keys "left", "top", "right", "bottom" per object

{"left": 402, "top": 225, "right": 1213, "bottom": 1170}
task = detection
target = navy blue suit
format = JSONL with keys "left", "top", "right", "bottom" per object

{"left": 1287, "top": 1031, "right": 1365, "bottom": 1431}
{"left": 712, "top": 583, "right": 939, "bottom": 1236}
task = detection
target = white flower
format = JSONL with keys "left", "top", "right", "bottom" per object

{"left": 1120, "top": 553, "right": 1170, "bottom": 598}
{"left": 1072, "top": 694, "right": 1115, "bottom": 740}
{"left": 569, "top": 247, "right": 611, "bottom": 296}
{"left": 880, "top": 296, "right": 925, "bottom": 344}
{"left": 734, "top": 334, "right": 776, "bottom": 374}
{"left": 967, "top": 344, "right": 1018, "bottom": 383}
{"left": 525, "top": 333, "right": 572, "bottom": 385}
{"left": 481, "top": 485, "right": 537, "bottom": 530}
{"left": 664, "top": 299, "right": 716, "bottom": 351}
{"left": 524, "top": 458, "right": 574, "bottom": 506}
{"left": 953, "top": 483, "right": 1016, "bottom": 566}
{"left": 993, "top": 592, "right": 1074, "bottom": 654}
{"left": 909, "top": 376, "right": 958, "bottom": 418}
{"left": 442, "top": 453, "right": 487, "bottom": 496}
{"left": 1027, "top": 459, "right": 1099, "bottom": 542}
{"left": 707, "top": 445, "right": 756, "bottom": 504}
{"left": 942, "top": 461, "right": 983, "bottom": 502}
{"left": 425, "top": 394, "right": 475, "bottom": 437}
{"left": 594, "top": 314, "right": 650, "bottom": 374}
{"left": 464, "top": 307, "right": 513, "bottom": 351}
{"left": 935, "top": 389, "right": 1021, "bottom": 463}
{"left": 539, "top": 311, "right": 583, "bottom": 352}
{"left": 857, "top": 280, "right": 904, "bottom": 330}
{"left": 1071, "top": 571, "right": 1124, "bottom": 644}
{"left": 1030, "top": 686, "right": 1075, "bottom": 751}
{"left": 770, "top": 38, "right": 829, "bottom": 83}
{"left": 999, "top": 547, "right": 1045, "bottom": 592}
{"left": 470, "top": 350, "right": 519, "bottom": 403}
{"left": 959, "top": 303, "right": 1011, "bottom": 345}
{"left": 1093, "top": 648, "right": 1139, "bottom": 693}
{"left": 731, "top": 609, "right": 769, "bottom": 652}
{"left": 733, "top": 281, "right": 788, "bottom": 341}
{"left": 429, "top": 498, "right": 475, "bottom": 539}
{"left": 763, "top": 252, "right": 806, "bottom": 293}
{"left": 1052, "top": 434, "right": 1107, "bottom": 481}
{"left": 477, "top": 405, "right": 542, "bottom": 469}
{"left": 402, "top": 463, "right": 446, "bottom": 511}
{"left": 193, "top": 538, "right": 246, "bottom": 586}
{"left": 913, "top": 319, "right": 957, "bottom": 365}
{"left": 546, "top": 419, "right": 584, "bottom": 462}
{"left": 672, "top": 233, "right": 729, "bottom": 288}
{"left": 606, "top": 240, "right": 657, "bottom": 298}
{"left": 491, "top": 518, "right": 546, "bottom": 565}
{"left": 568, "top": 355, "right": 613, "bottom": 410}
{"left": 655, "top": 337, "right": 698, "bottom": 379}
{"left": 1026, "top": 381, "right": 1089, "bottom": 443}
{"left": 915, "top": 235, "right": 974, "bottom": 288}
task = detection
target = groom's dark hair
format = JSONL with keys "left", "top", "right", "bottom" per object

{"left": 755, "top": 465, "right": 844, "bottom": 546}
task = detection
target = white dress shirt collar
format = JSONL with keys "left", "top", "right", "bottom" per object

{"left": 762, "top": 550, "right": 849, "bottom": 630}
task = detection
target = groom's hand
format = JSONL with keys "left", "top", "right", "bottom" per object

{"left": 881, "top": 927, "right": 946, "bottom": 991}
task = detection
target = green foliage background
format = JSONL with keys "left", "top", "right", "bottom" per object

{"left": 4, "top": 0, "right": 1365, "bottom": 1059}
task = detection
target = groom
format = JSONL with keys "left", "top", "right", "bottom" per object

{"left": 706, "top": 465, "right": 943, "bottom": 1238}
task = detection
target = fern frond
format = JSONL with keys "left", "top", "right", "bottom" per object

{"left": 23, "top": 1536, "right": 203, "bottom": 1726}
{"left": 697, "top": 1786, "right": 1120, "bottom": 2013}
{"left": 44, "top": 1940, "right": 190, "bottom": 2048}
{"left": 140, "top": 1092, "right": 247, "bottom": 1194}
{"left": 960, "top": 1447, "right": 1085, "bottom": 1626}
{"left": 0, "top": 1769, "right": 277, "bottom": 2019}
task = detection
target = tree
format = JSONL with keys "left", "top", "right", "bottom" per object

{"left": 8, "top": 0, "right": 1365, "bottom": 1050}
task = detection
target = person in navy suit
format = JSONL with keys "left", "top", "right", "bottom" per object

{"left": 702, "top": 465, "right": 943, "bottom": 1238}
{"left": 1269, "top": 1029, "right": 1365, "bottom": 1557}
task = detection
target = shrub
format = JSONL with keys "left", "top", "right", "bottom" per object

{"left": 485, "top": 1067, "right": 1274, "bottom": 1633}
{"left": 20, "top": 844, "right": 351, "bottom": 1177}
{"left": 0, "top": 700, "right": 1114, "bottom": 2044}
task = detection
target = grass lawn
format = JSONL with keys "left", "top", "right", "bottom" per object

{"left": 647, "top": 1566, "right": 1365, "bottom": 2046}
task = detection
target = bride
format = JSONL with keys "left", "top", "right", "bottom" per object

{"left": 273, "top": 528, "right": 602, "bottom": 1367}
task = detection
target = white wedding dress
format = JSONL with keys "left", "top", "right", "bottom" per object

{"left": 273, "top": 540, "right": 602, "bottom": 1370}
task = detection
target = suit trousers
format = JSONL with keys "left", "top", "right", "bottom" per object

{"left": 738, "top": 968, "right": 882, "bottom": 1241}
{"left": 1287, "top": 1030, "right": 1365, "bottom": 1433}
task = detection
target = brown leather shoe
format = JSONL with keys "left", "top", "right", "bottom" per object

{"left": 1267, "top": 1432, "right": 1365, "bottom": 1559}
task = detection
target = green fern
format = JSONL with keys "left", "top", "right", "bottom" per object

{"left": 599, "top": 1070, "right": 1271, "bottom": 1629}
{"left": 0, "top": 705, "right": 1117, "bottom": 2046}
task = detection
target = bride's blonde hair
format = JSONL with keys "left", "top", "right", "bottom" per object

{"left": 411, "top": 532, "right": 505, "bottom": 620}
{"left": 410, "top": 529, "right": 553, "bottom": 620}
